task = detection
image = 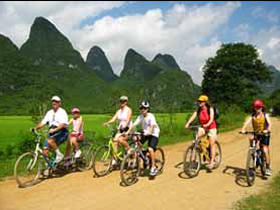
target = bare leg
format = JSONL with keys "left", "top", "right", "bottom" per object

{"left": 65, "top": 140, "right": 72, "bottom": 157}
{"left": 71, "top": 137, "right": 79, "bottom": 151}
{"left": 118, "top": 136, "right": 130, "bottom": 150}
{"left": 263, "top": 146, "right": 270, "bottom": 166}
{"left": 148, "top": 147, "right": 155, "bottom": 168}
{"left": 209, "top": 136, "right": 216, "bottom": 167}
{"left": 47, "top": 138, "right": 58, "bottom": 150}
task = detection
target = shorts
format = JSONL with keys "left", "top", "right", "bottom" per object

{"left": 203, "top": 128, "right": 217, "bottom": 138}
{"left": 70, "top": 132, "right": 84, "bottom": 141}
{"left": 44, "top": 128, "right": 69, "bottom": 149}
{"left": 140, "top": 135, "right": 159, "bottom": 151}
{"left": 119, "top": 126, "right": 129, "bottom": 133}
{"left": 256, "top": 134, "right": 270, "bottom": 146}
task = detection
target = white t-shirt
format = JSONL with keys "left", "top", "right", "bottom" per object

{"left": 133, "top": 113, "right": 160, "bottom": 138}
{"left": 41, "top": 107, "right": 68, "bottom": 128}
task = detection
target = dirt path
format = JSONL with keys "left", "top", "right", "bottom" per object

{"left": 1, "top": 118, "right": 279, "bottom": 210}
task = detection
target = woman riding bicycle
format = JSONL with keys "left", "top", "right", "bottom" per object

{"left": 241, "top": 99, "right": 272, "bottom": 176}
{"left": 103, "top": 96, "right": 132, "bottom": 166}
{"left": 184, "top": 95, "right": 217, "bottom": 170}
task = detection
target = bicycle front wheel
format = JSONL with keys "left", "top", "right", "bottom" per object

{"left": 14, "top": 152, "right": 42, "bottom": 188}
{"left": 77, "top": 143, "right": 94, "bottom": 171}
{"left": 120, "top": 150, "right": 141, "bottom": 186}
{"left": 213, "top": 141, "right": 222, "bottom": 169}
{"left": 92, "top": 145, "right": 112, "bottom": 177}
{"left": 260, "top": 151, "right": 267, "bottom": 177}
{"left": 155, "top": 147, "right": 165, "bottom": 174}
{"left": 183, "top": 145, "right": 201, "bottom": 178}
{"left": 246, "top": 150, "right": 256, "bottom": 186}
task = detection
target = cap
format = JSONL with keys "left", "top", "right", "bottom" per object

{"left": 51, "top": 96, "right": 61, "bottom": 102}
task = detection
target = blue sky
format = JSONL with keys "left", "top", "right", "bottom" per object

{"left": 0, "top": 1, "right": 280, "bottom": 84}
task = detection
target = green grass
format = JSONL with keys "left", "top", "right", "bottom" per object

{"left": 0, "top": 111, "right": 246, "bottom": 179}
{"left": 234, "top": 172, "right": 280, "bottom": 210}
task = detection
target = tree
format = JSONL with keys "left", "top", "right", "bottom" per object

{"left": 202, "top": 43, "right": 271, "bottom": 109}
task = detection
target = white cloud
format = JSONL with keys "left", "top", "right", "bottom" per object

{"left": 235, "top": 24, "right": 280, "bottom": 70}
{"left": 75, "top": 2, "right": 241, "bottom": 84}
{"left": 0, "top": 1, "right": 125, "bottom": 46}
{"left": 0, "top": 1, "right": 242, "bottom": 84}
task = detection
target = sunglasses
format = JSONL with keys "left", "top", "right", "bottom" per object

{"left": 139, "top": 107, "right": 148, "bottom": 110}
{"left": 198, "top": 100, "right": 204, "bottom": 103}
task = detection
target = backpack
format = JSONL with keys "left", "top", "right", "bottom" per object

{"left": 197, "top": 105, "right": 219, "bottom": 121}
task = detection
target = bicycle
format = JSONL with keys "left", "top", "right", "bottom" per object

{"left": 92, "top": 125, "right": 129, "bottom": 177}
{"left": 14, "top": 129, "right": 94, "bottom": 188}
{"left": 183, "top": 125, "right": 222, "bottom": 178}
{"left": 239, "top": 131, "right": 270, "bottom": 186}
{"left": 120, "top": 132, "right": 165, "bottom": 186}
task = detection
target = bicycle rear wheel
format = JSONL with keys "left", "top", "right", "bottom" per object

{"left": 183, "top": 145, "right": 201, "bottom": 178}
{"left": 155, "top": 147, "right": 165, "bottom": 174}
{"left": 77, "top": 143, "right": 94, "bottom": 171}
{"left": 92, "top": 145, "right": 112, "bottom": 177}
{"left": 246, "top": 150, "right": 256, "bottom": 186}
{"left": 120, "top": 150, "right": 141, "bottom": 186}
{"left": 14, "top": 152, "right": 42, "bottom": 188}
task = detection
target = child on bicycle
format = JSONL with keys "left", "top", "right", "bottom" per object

{"left": 241, "top": 99, "right": 272, "bottom": 176}
{"left": 125, "top": 101, "right": 160, "bottom": 176}
{"left": 184, "top": 95, "right": 217, "bottom": 170}
{"left": 65, "top": 107, "right": 84, "bottom": 160}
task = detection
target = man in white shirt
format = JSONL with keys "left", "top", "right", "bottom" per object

{"left": 33, "top": 96, "right": 68, "bottom": 164}
{"left": 125, "top": 101, "right": 160, "bottom": 176}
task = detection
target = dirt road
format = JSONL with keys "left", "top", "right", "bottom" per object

{"left": 1, "top": 118, "right": 279, "bottom": 210}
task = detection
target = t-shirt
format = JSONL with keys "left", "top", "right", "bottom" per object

{"left": 133, "top": 113, "right": 160, "bottom": 138}
{"left": 41, "top": 107, "right": 68, "bottom": 128}
{"left": 198, "top": 107, "right": 216, "bottom": 130}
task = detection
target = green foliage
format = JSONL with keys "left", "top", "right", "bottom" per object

{"left": 234, "top": 172, "right": 280, "bottom": 210}
{"left": 268, "top": 89, "right": 280, "bottom": 115}
{"left": 202, "top": 43, "right": 271, "bottom": 110}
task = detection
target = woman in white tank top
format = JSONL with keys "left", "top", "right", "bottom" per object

{"left": 103, "top": 96, "right": 132, "bottom": 164}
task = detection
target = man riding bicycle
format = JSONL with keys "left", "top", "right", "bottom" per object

{"left": 125, "top": 101, "right": 160, "bottom": 176}
{"left": 184, "top": 95, "right": 217, "bottom": 170}
{"left": 33, "top": 96, "right": 69, "bottom": 164}
{"left": 241, "top": 99, "right": 272, "bottom": 176}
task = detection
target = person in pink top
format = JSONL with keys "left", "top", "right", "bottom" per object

{"left": 184, "top": 95, "right": 217, "bottom": 170}
{"left": 65, "top": 107, "right": 84, "bottom": 159}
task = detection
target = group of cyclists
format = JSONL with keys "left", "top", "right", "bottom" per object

{"left": 32, "top": 93, "right": 272, "bottom": 178}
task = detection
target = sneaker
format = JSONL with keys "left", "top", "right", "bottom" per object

{"left": 74, "top": 150, "right": 82, "bottom": 158}
{"left": 127, "top": 148, "right": 134, "bottom": 155}
{"left": 111, "top": 159, "right": 117, "bottom": 167}
{"left": 265, "top": 168, "right": 272, "bottom": 176}
{"left": 149, "top": 167, "right": 158, "bottom": 176}
{"left": 43, "top": 167, "right": 50, "bottom": 176}
{"left": 64, "top": 156, "right": 72, "bottom": 167}
{"left": 54, "top": 153, "right": 64, "bottom": 164}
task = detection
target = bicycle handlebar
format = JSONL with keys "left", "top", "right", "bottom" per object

{"left": 239, "top": 131, "right": 271, "bottom": 135}
{"left": 188, "top": 125, "right": 201, "bottom": 130}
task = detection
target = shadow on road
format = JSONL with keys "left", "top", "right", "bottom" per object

{"left": 223, "top": 165, "right": 268, "bottom": 187}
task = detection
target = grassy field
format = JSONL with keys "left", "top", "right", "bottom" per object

{"left": 0, "top": 111, "right": 246, "bottom": 178}
{"left": 234, "top": 172, "right": 280, "bottom": 210}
